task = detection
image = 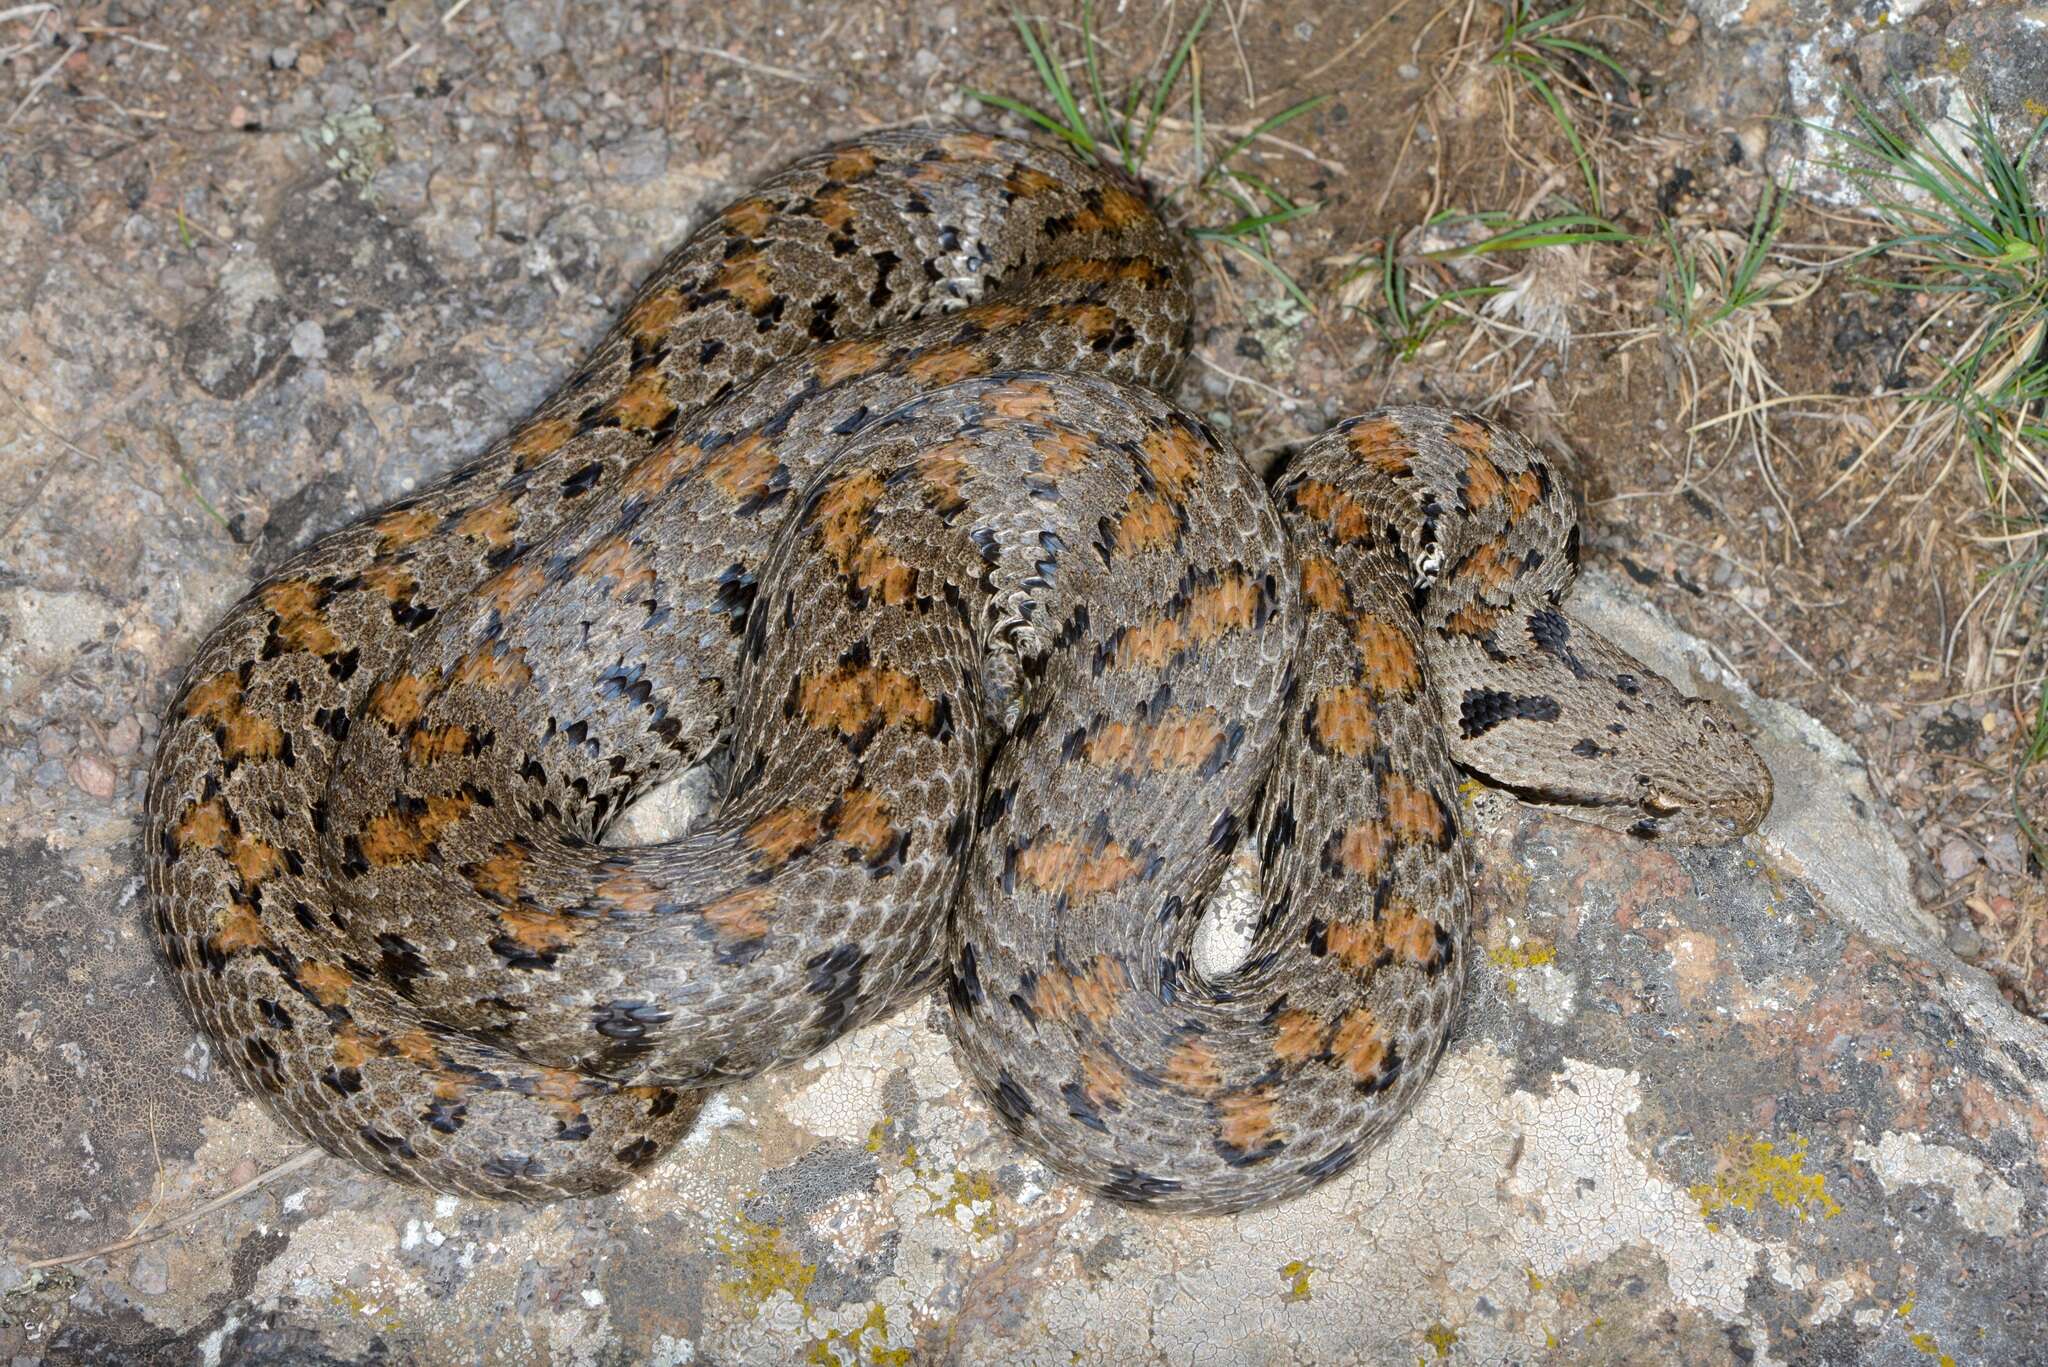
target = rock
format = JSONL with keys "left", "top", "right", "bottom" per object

{"left": 67, "top": 752, "right": 116, "bottom": 800}
{"left": 128, "top": 1248, "right": 169, "bottom": 1296}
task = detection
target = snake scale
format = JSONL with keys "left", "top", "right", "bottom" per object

{"left": 145, "top": 127, "right": 1771, "bottom": 1212}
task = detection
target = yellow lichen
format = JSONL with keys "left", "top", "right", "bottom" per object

{"left": 1690, "top": 1134, "right": 1842, "bottom": 1229}
{"left": 807, "top": 1303, "right": 912, "bottom": 1367}
{"left": 1279, "top": 1259, "right": 1313, "bottom": 1303}
{"left": 1422, "top": 1323, "right": 1459, "bottom": 1359}
{"left": 716, "top": 1213, "right": 817, "bottom": 1317}
{"left": 925, "top": 1170, "right": 999, "bottom": 1237}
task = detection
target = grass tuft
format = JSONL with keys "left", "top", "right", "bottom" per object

{"left": 1813, "top": 87, "right": 2048, "bottom": 845}
{"left": 967, "top": 2, "right": 1328, "bottom": 309}
{"left": 1491, "top": 0, "right": 1631, "bottom": 215}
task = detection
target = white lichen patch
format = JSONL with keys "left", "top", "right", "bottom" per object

{"left": 1504, "top": 1059, "right": 1761, "bottom": 1319}
{"left": 1852, "top": 1131, "right": 2021, "bottom": 1237}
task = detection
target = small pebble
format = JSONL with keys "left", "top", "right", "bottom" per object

{"left": 270, "top": 46, "right": 298, "bottom": 70}
{"left": 130, "top": 1247, "right": 170, "bottom": 1296}
{"left": 107, "top": 715, "right": 142, "bottom": 757}
{"left": 70, "top": 753, "right": 117, "bottom": 800}
{"left": 1945, "top": 919, "right": 1984, "bottom": 959}
{"left": 291, "top": 320, "right": 328, "bottom": 361}
{"left": 1936, "top": 835, "right": 1979, "bottom": 882}
{"left": 38, "top": 728, "right": 69, "bottom": 757}
{"left": 1397, "top": 63, "right": 1421, "bottom": 80}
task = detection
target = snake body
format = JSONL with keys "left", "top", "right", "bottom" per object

{"left": 146, "top": 128, "right": 1771, "bottom": 1210}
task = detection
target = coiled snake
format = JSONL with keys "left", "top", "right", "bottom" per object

{"left": 145, "top": 128, "right": 1771, "bottom": 1212}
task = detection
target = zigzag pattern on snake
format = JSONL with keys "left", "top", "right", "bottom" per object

{"left": 145, "top": 128, "right": 1771, "bottom": 1211}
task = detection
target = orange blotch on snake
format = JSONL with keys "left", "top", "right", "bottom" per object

{"left": 367, "top": 674, "right": 435, "bottom": 728}
{"left": 1031, "top": 428, "right": 1097, "bottom": 478}
{"left": 1384, "top": 775, "right": 1447, "bottom": 845}
{"left": 798, "top": 664, "right": 934, "bottom": 736}
{"left": 358, "top": 791, "right": 472, "bottom": 866}
{"left": 467, "top": 842, "right": 530, "bottom": 904}
{"left": 940, "top": 130, "right": 1002, "bottom": 159}
{"left": 982, "top": 378, "right": 1060, "bottom": 419}
{"left": 456, "top": 497, "right": 522, "bottom": 548}
{"left": 1186, "top": 574, "right": 1259, "bottom": 644}
{"left": 450, "top": 644, "right": 533, "bottom": 690}
{"left": 1289, "top": 479, "right": 1372, "bottom": 543}
{"left": 1003, "top": 164, "right": 1061, "bottom": 198}
{"left": 1272, "top": 1008, "right": 1329, "bottom": 1065}
{"left": 1016, "top": 838, "right": 1144, "bottom": 904}
{"left": 1380, "top": 904, "right": 1448, "bottom": 971}
{"left": 1143, "top": 709, "right": 1225, "bottom": 772}
{"left": 705, "top": 434, "right": 781, "bottom": 504}
{"left": 1334, "top": 819, "right": 1391, "bottom": 880}
{"left": 183, "top": 671, "right": 242, "bottom": 722}
{"left": 1163, "top": 1038, "right": 1224, "bottom": 1095}
{"left": 810, "top": 185, "right": 858, "bottom": 234}
{"left": 1506, "top": 468, "right": 1544, "bottom": 519}
{"left": 622, "top": 288, "right": 686, "bottom": 345}
{"left": 576, "top": 535, "right": 656, "bottom": 600}
{"left": 1051, "top": 300, "right": 1117, "bottom": 344}
{"left": 622, "top": 440, "right": 705, "bottom": 500}
{"left": 830, "top": 789, "right": 898, "bottom": 862}
{"left": 1299, "top": 556, "right": 1348, "bottom": 614}
{"left": 1462, "top": 451, "right": 1506, "bottom": 511}
{"left": 358, "top": 562, "right": 416, "bottom": 602}
{"left": 905, "top": 345, "right": 986, "bottom": 385}
{"left": 1353, "top": 617, "right": 1422, "bottom": 696}
{"left": 298, "top": 961, "right": 355, "bottom": 1007}
{"left": 714, "top": 252, "right": 778, "bottom": 314}
{"left": 744, "top": 805, "right": 824, "bottom": 865}
{"left": 230, "top": 834, "right": 282, "bottom": 887}
{"left": 701, "top": 886, "right": 775, "bottom": 941}
{"left": 330, "top": 1022, "right": 378, "bottom": 1069}
{"left": 1325, "top": 919, "right": 1380, "bottom": 973}
{"left": 262, "top": 580, "right": 342, "bottom": 656}
{"left": 962, "top": 299, "right": 1031, "bottom": 331}
{"left": 611, "top": 367, "right": 677, "bottom": 432}
{"left": 509, "top": 416, "right": 576, "bottom": 469}
{"left": 1140, "top": 424, "right": 1205, "bottom": 499}
{"left": 1457, "top": 541, "right": 1515, "bottom": 593}
{"left": 498, "top": 906, "right": 588, "bottom": 956}
{"left": 1446, "top": 415, "right": 1495, "bottom": 457}
{"left": 482, "top": 561, "right": 548, "bottom": 616}
{"left": 594, "top": 868, "right": 666, "bottom": 913}
{"left": 173, "top": 796, "right": 232, "bottom": 853}
{"left": 408, "top": 724, "right": 472, "bottom": 762}
{"left": 223, "top": 710, "right": 284, "bottom": 763}
{"left": 827, "top": 146, "right": 880, "bottom": 181}
{"left": 1345, "top": 416, "right": 1413, "bottom": 475}
{"left": 390, "top": 1029, "right": 443, "bottom": 1066}
{"left": 1311, "top": 685, "right": 1377, "bottom": 757}
{"left": 213, "top": 900, "right": 271, "bottom": 954}
{"left": 1445, "top": 600, "right": 1503, "bottom": 637}
{"left": 721, "top": 196, "right": 777, "bottom": 238}
{"left": 1332, "top": 1007, "right": 1393, "bottom": 1082}
{"left": 1080, "top": 1048, "right": 1129, "bottom": 1109}
{"left": 1075, "top": 184, "right": 1150, "bottom": 232}
{"left": 1217, "top": 1088, "right": 1283, "bottom": 1152}
{"left": 1115, "top": 493, "right": 1177, "bottom": 554}
{"left": 373, "top": 506, "right": 440, "bottom": 551}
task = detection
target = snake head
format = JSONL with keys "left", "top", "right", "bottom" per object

{"left": 1610, "top": 695, "right": 1774, "bottom": 843}
{"left": 1437, "top": 607, "right": 1775, "bottom": 846}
